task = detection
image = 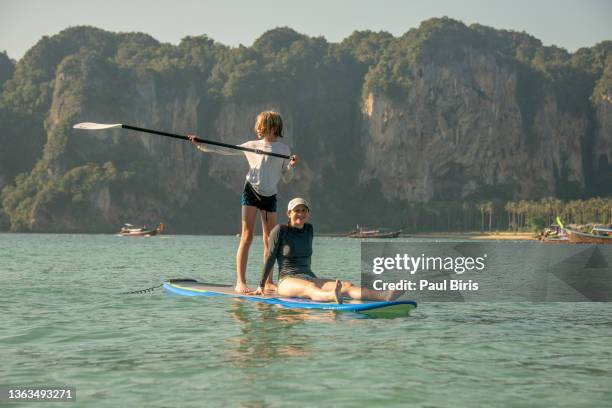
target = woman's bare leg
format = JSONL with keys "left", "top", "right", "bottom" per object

{"left": 260, "top": 210, "right": 278, "bottom": 289}
{"left": 235, "top": 206, "right": 257, "bottom": 293}
{"left": 278, "top": 278, "right": 342, "bottom": 303}
{"left": 319, "top": 279, "right": 404, "bottom": 301}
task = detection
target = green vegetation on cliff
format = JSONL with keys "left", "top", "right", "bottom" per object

{"left": 0, "top": 19, "right": 610, "bottom": 233}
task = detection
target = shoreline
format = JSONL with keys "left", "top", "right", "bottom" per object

{"left": 0, "top": 230, "right": 539, "bottom": 240}
{"left": 409, "top": 232, "right": 538, "bottom": 241}
{"left": 316, "top": 231, "right": 539, "bottom": 241}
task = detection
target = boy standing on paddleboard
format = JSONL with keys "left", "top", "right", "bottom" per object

{"left": 189, "top": 111, "right": 297, "bottom": 293}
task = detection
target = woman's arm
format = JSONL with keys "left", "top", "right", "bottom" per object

{"left": 258, "top": 225, "right": 282, "bottom": 289}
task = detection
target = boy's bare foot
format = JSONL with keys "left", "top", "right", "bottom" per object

{"left": 235, "top": 282, "right": 252, "bottom": 293}
{"left": 331, "top": 280, "right": 343, "bottom": 304}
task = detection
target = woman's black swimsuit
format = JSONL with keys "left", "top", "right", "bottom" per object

{"left": 259, "top": 223, "right": 317, "bottom": 288}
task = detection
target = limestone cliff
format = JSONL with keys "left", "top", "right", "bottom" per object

{"left": 0, "top": 20, "right": 610, "bottom": 233}
{"left": 360, "top": 56, "right": 589, "bottom": 202}
{"left": 592, "top": 68, "right": 612, "bottom": 193}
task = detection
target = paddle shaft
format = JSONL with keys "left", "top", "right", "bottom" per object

{"left": 121, "top": 124, "right": 291, "bottom": 159}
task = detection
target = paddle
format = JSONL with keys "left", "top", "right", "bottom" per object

{"left": 73, "top": 122, "right": 291, "bottom": 159}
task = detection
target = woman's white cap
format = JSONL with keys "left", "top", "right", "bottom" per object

{"left": 287, "top": 197, "right": 310, "bottom": 211}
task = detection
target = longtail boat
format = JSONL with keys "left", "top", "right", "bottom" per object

{"left": 119, "top": 223, "right": 164, "bottom": 237}
{"left": 347, "top": 227, "right": 401, "bottom": 238}
{"left": 538, "top": 223, "right": 569, "bottom": 243}
{"left": 554, "top": 216, "right": 612, "bottom": 244}
{"left": 564, "top": 227, "right": 612, "bottom": 244}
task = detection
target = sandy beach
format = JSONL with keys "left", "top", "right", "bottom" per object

{"left": 411, "top": 232, "right": 538, "bottom": 241}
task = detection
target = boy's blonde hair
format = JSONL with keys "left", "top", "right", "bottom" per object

{"left": 254, "top": 111, "right": 283, "bottom": 138}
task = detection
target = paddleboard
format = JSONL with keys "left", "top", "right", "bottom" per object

{"left": 163, "top": 280, "right": 417, "bottom": 317}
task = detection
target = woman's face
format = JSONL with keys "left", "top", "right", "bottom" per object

{"left": 288, "top": 205, "right": 310, "bottom": 227}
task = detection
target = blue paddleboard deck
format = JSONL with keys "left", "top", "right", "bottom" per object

{"left": 163, "top": 280, "right": 417, "bottom": 316}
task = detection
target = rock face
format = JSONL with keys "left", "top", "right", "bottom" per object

{"left": 361, "top": 61, "right": 588, "bottom": 202}
{"left": 592, "top": 92, "right": 612, "bottom": 193}
{"left": 0, "top": 20, "right": 610, "bottom": 233}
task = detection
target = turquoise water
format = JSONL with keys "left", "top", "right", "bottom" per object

{"left": 1, "top": 233, "right": 611, "bottom": 407}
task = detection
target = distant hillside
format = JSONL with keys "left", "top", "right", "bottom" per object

{"left": 0, "top": 18, "right": 610, "bottom": 233}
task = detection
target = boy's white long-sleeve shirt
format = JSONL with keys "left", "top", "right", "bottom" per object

{"left": 196, "top": 139, "right": 293, "bottom": 196}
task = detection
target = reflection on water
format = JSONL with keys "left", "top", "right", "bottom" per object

{"left": 226, "top": 301, "right": 342, "bottom": 367}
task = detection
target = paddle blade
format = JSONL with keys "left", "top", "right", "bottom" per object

{"left": 73, "top": 122, "right": 122, "bottom": 130}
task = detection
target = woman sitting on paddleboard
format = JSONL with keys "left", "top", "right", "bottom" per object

{"left": 250, "top": 198, "right": 403, "bottom": 303}
{"left": 189, "top": 111, "right": 297, "bottom": 294}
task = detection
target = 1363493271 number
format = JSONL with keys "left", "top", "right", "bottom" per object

{"left": 1, "top": 386, "right": 76, "bottom": 402}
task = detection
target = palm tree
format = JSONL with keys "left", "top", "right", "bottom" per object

{"left": 516, "top": 200, "right": 525, "bottom": 229}
{"left": 477, "top": 203, "right": 486, "bottom": 232}
{"left": 485, "top": 201, "right": 494, "bottom": 231}
{"left": 591, "top": 197, "right": 605, "bottom": 223}
{"left": 462, "top": 202, "right": 472, "bottom": 231}
{"left": 505, "top": 201, "right": 516, "bottom": 231}
{"left": 540, "top": 197, "right": 555, "bottom": 226}
{"left": 551, "top": 198, "right": 563, "bottom": 225}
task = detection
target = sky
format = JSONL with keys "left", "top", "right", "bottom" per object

{"left": 1, "top": 0, "right": 611, "bottom": 60}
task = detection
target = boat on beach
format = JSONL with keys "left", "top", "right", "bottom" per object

{"left": 119, "top": 223, "right": 164, "bottom": 237}
{"left": 550, "top": 217, "right": 612, "bottom": 244}
{"left": 564, "top": 226, "right": 612, "bottom": 244}
{"left": 538, "top": 223, "right": 569, "bottom": 243}
{"left": 347, "top": 226, "right": 401, "bottom": 238}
